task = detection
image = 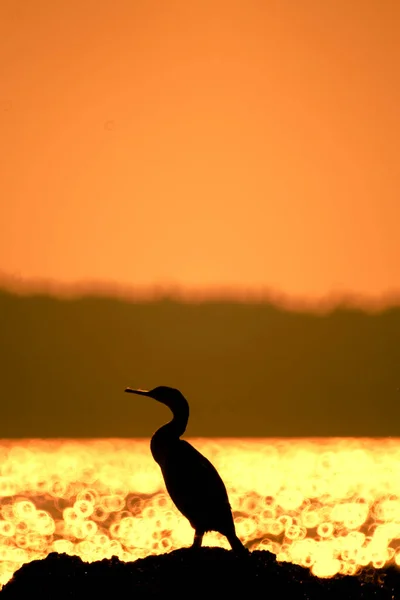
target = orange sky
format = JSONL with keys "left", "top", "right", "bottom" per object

{"left": 1, "top": 0, "right": 399, "bottom": 301}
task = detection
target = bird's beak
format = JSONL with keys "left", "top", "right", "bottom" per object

{"left": 124, "top": 388, "right": 150, "bottom": 396}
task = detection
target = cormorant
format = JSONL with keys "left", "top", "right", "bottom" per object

{"left": 124, "top": 385, "right": 247, "bottom": 554}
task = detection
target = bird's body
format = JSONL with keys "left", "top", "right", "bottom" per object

{"left": 125, "top": 385, "right": 247, "bottom": 553}
{"left": 153, "top": 437, "right": 235, "bottom": 538}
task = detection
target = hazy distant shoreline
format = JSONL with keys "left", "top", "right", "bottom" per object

{"left": 1, "top": 276, "right": 399, "bottom": 312}
{"left": 1, "top": 287, "right": 399, "bottom": 437}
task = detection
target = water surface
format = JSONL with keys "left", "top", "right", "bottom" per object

{"left": 1, "top": 437, "right": 400, "bottom": 586}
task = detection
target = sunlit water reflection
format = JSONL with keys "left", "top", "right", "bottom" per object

{"left": 1, "top": 438, "right": 400, "bottom": 587}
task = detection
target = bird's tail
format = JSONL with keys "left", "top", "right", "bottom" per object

{"left": 228, "top": 533, "right": 249, "bottom": 556}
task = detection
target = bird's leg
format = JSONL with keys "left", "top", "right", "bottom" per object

{"left": 227, "top": 533, "right": 249, "bottom": 556}
{"left": 191, "top": 530, "right": 204, "bottom": 549}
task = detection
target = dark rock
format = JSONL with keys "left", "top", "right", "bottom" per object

{"left": 1, "top": 549, "right": 398, "bottom": 599}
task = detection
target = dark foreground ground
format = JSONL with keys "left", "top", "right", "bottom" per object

{"left": 1, "top": 549, "right": 400, "bottom": 599}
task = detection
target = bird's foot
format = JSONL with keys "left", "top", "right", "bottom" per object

{"left": 235, "top": 546, "right": 251, "bottom": 558}
{"left": 190, "top": 543, "right": 202, "bottom": 552}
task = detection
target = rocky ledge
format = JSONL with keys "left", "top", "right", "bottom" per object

{"left": 1, "top": 548, "right": 399, "bottom": 599}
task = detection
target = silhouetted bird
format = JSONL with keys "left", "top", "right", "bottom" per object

{"left": 124, "top": 385, "right": 248, "bottom": 554}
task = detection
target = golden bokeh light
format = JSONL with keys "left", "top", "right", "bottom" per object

{"left": 1, "top": 438, "right": 400, "bottom": 588}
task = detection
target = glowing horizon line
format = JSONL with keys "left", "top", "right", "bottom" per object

{"left": 1, "top": 271, "right": 399, "bottom": 313}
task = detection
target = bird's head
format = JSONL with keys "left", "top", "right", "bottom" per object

{"left": 124, "top": 385, "right": 188, "bottom": 413}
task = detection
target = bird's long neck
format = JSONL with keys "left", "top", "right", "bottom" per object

{"left": 150, "top": 397, "right": 189, "bottom": 464}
